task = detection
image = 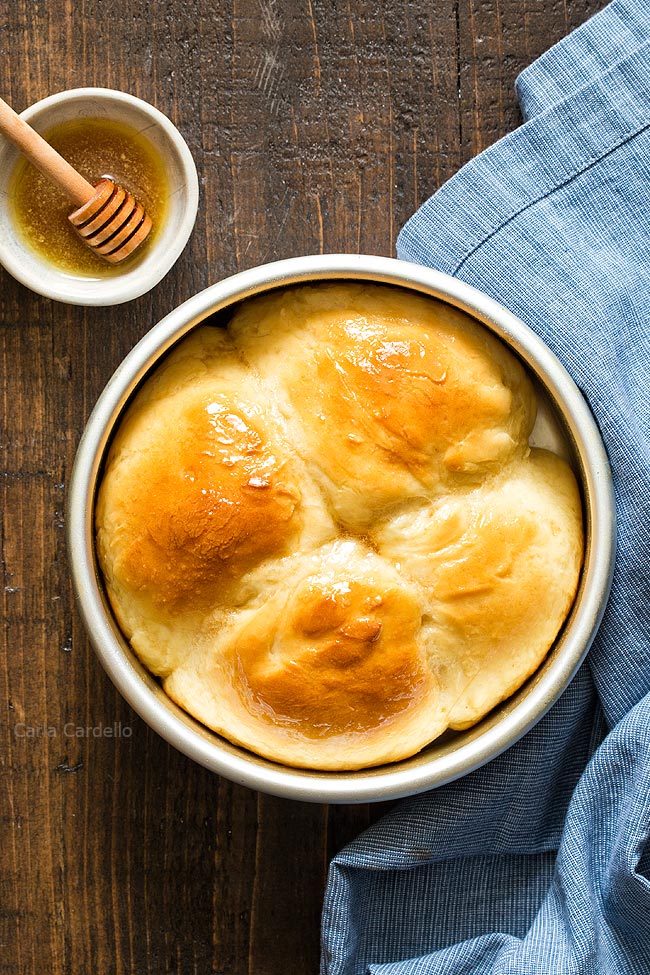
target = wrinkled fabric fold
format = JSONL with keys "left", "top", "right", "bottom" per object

{"left": 515, "top": 0, "right": 650, "bottom": 120}
{"left": 321, "top": 2, "right": 650, "bottom": 972}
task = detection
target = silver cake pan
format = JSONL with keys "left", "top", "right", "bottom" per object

{"left": 66, "top": 254, "right": 615, "bottom": 803}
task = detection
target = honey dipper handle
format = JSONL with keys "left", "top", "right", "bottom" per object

{"left": 0, "top": 96, "right": 95, "bottom": 208}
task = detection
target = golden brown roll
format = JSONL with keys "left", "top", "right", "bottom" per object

{"left": 95, "top": 326, "right": 336, "bottom": 676}
{"left": 164, "top": 540, "right": 447, "bottom": 770}
{"left": 229, "top": 283, "right": 537, "bottom": 528}
{"left": 95, "top": 282, "right": 584, "bottom": 769}
{"left": 374, "top": 450, "right": 584, "bottom": 729}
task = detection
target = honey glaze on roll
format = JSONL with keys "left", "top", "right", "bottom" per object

{"left": 164, "top": 540, "right": 447, "bottom": 769}
{"left": 95, "top": 282, "right": 584, "bottom": 769}
{"left": 95, "top": 327, "right": 336, "bottom": 677}
{"left": 230, "top": 283, "right": 537, "bottom": 529}
{"left": 373, "top": 450, "right": 584, "bottom": 732}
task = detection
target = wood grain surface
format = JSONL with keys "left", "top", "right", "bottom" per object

{"left": 0, "top": 2, "right": 608, "bottom": 973}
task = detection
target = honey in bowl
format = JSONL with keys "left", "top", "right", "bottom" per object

{"left": 8, "top": 117, "right": 169, "bottom": 277}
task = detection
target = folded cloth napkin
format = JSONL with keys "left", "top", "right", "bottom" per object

{"left": 320, "top": 2, "right": 650, "bottom": 972}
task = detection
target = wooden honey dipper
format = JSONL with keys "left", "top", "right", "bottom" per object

{"left": 0, "top": 96, "right": 152, "bottom": 264}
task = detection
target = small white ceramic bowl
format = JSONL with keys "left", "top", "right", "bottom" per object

{"left": 67, "top": 255, "right": 616, "bottom": 803}
{"left": 0, "top": 87, "right": 199, "bottom": 305}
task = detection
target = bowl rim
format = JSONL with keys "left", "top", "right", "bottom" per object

{"left": 66, "top": 253, "right": 616, "bottom": 802}
{"left": 0, "top": 86, "right": 199, "bottom": 306}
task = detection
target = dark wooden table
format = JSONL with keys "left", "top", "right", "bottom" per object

{"left": 1, "top": 2, "right": 607, "bottom": 972}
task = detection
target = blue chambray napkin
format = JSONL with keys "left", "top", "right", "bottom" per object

{"left": 320, "top": 2, "right": 650, "bottom": 973}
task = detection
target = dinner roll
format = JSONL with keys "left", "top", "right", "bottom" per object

{"left": 164, "top": 540, "right": 447, "bottom": 769}
{"left": 95, "top": 282, "right": 583, "bottom": 768}
{"left": 230, "top": 283, "right": 537, "bottom": 528}
{"left": 96, "top": 326, "right": 335, "bottom": 676}
{"left": 374, "top": 450, "right": 583, "bottom": 729}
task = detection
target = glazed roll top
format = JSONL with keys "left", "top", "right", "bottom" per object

{"left": 164, "top": 540, "right": 448, "bottom": 769}
{"left": 95, "top": 282, "right": 583, "bottom": 769}
{"left": 95, "top": 327, "right": 336, "bottom": 675}
{"left": 374, "top": 450, "right": 584, "bottom": 731}
{"left": 230, "top": 284, "right": 537, "bottom": 528}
